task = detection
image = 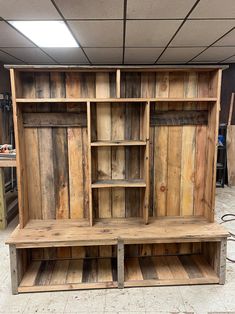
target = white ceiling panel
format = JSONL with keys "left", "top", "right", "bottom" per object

{"left": 127, "top": 0, "right": 196, "bottom": 19}
{"left": 68, "top": 21, "right": 123, "bottom": 47}
{"left": 43, "top": 48, "right": 88, "bottom": 64}
{"left": 171, "top": 20, "right": 235, "bottom": 46}
{"left": 84, "top": 48, "right": 122, "bottom": 64}
{"left": 126, "top": 20, "right": 182, "bottom": 47}
{"left": 193, "top": 47, "right": 235, "bottom": 62}
{"left": 2, "top": 48, "right": 56, "bottom": 64}
{"left": 213, "top": 29, "right": 235, "bottom": 46}
{"left": 0, "top": 50, "right": 22, "bottom": 63}
{"left": 158, "top": 47, "right": 205, "bottom": 63}
{"left": 0, "top": 0, "right": 61, "bottom": 20}
{"left": 0, "top": 21, "right": 35, "bottom": 47}
{"left": 125, "top": 48, "right": 163, "bottom": 64}
{"left": 190, "top": 0, "right": 235, "bottom": 18}
{"left": 55, "top": 0, "right": 123, "bottom": 19}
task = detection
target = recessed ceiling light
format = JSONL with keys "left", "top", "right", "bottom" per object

{"left": 10, "top": 21, "right": 78, "bottom": 48}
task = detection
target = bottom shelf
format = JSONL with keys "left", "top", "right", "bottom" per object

{"left": 124, "top": 254, "right": 219, "bottom": 287}
{"left": 19, "top": 258, "right": 117, "bottom": 293}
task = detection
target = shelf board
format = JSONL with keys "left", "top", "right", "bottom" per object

{"left": 19, "top": 257, "right": 117, "bottom": 293}
{"left": 6, "top": 219, "right": 229, "bottom": 248}
{"left": 91, "top": 140, "right": 146, "bottom": 147}
{"left": 124, "top": 255, "right": 219, "bottom": 287}
{"left": 15, "top": 97, "right": 217, "bottom": 103}
{"left": 92, "top": 179, "right": 146, "bottom": 188}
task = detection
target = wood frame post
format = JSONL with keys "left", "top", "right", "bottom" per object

{"left": 218, "top": 238, "right": 227, "bottom": 284}
{"left": 0, "top": 169, "right": 7, "bottom": 229}
{"left": 9, "top": 244, "right": 18, "bottom": 294}
{"left": 117, "top": 238, "right": 124, "bottom": 289}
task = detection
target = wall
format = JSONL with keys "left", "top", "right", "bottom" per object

{"left": 0, "top": 63, "right": 11, "bottom": 93}
{"left": 220, "top": 64, "right": 235, "bottom": 125}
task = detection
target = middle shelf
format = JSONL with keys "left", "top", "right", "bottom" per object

{"left": 91, "top": 179, "right": 146, "bottom": 188}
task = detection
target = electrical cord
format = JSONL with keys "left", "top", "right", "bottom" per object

{"left": 220, "top": 213, "right": 235, "bottom": 262}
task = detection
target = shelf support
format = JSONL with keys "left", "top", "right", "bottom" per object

{"left": 9, "top": 244, "right": 18, "bottom": 294}
{"left": 117, "top": 238, "right": 124, "bottom": 288}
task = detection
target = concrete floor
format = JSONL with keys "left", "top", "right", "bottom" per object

{"left": 0, "top": 187, "right": 235, "bottom": 314}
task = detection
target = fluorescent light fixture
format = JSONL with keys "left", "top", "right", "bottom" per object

{"left": 10, "top": 21, "right": 78, "bottom": 47}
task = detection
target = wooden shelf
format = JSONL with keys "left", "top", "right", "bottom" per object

{"left": 124, "top": 255, "right": 219, "bottom": 287}
{"left": 92, "top": 180, "right": 146, "bottom": 188}
{"left": 15, "top": 97, "right": 218, "bottom": 103}
{"left": 19, "top": 257, "right": 117, "bottom": 293}
{"left": 6, "top": 219, "right": 228, "bottom": 248}
{"left": 91, "top": 140, "right": 146, "bottom": 147}
{"left": 0, "top": 159, "right": 16, "bottom": 168}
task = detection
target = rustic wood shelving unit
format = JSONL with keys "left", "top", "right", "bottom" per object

{"left": 6, "top": 65, "right": 229, "bottom": 293}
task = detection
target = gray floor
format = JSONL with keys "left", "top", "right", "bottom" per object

{"left": 0, "top": 187, "right": 235, "bottom": 314}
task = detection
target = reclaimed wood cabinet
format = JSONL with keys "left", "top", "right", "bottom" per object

{"left": 6, "top": 65, "right": 229, "bottom": 293}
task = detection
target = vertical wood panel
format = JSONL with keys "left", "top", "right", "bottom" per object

{"left": 166, "top": 72, "right": 184, "bottom": 216}
{"left": 111, "top": 103, "right": 125, "bottom": 217}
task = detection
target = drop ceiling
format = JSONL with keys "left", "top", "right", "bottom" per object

{"left": 0, "top": 0, "right": 234, "bottom": 65}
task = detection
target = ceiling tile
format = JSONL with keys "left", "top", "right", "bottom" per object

{"left": 0, "top": 0, "right": 61, "bottom": 19}
{"left": 190, "top": 0, "right": 235, "bottom": 18}
{"left": 55, "top": 0, "right": 123, "bottom": 19}
{"left": 170, "top": 20, "right": 235, "bottom": 46}
{"left": 222, "top": 55, "right": 235, "bottom": 63}
{"left": 158, "top": 47, "right": 205, "bottom": 63}
{"left": 192, "top": 47, "right": 235, "bottom": 62}
{"left": 126, "top": 20, "right": 182, "bottom": 47}
{"left": 0, "top": 21, "right": 35, "bottom": 47}
{"left": 2, "top": 48, "right": 56, "bottom": 64}
{"left": 68, "top": 21, "right": 123, "bottom": 47}
{"left": 125, "top": 48, "right": 163, "bottom": 64}
{"left": 213, "top": 29, "right": 235, "bottom": 46}
{"left": 43, "top": 48, "right": 89, "bottom": 64}
{"left": 127, "top": 0, "right": 196, "bottom": 19}
{"left": 0, "top": 50, "right": 22, "bottom": 63}
{"left": 84, "top": 48, "right": 122, "bottom": 64}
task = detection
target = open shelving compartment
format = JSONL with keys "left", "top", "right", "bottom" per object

{"left": 6, "top": 65, "right": 229, "bottom": 293}
{"left": 15, "top": 244, "right": 118, "bottom": 293}
{"left": 123, "top": 241, "right": 225, "bottom": 287}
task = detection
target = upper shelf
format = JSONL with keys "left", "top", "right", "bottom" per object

{"left": 15, "top": 97, "right": 218, "bottom": 103}
{"left": 91, "top": 140, "right": 147, "bottom": 147}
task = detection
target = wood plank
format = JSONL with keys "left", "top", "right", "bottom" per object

{"left": 117, "top": 239, "right": 124, "bottom": 288}
{"left": 20, "top": 261, "right": 41, "bottom": 287}
{"left": 82, "top": 259, "right": 98, "bottom": 283}
{"left": 139, "top": 257, "right": 158, "bottom": 280}
{"left": 24, "top": 129, "right": 42, "bottom": 219}
{"left": 35, "top": 260, "right": 55, "bottom": 285}
{"left": 91, "top": 140, "right": 146, "bottom": 146}
{"left": 153, "top": 256, "right": 174, "bottom": 280}
{"left": 23, "top": 112, "right": 86, "bottom": 127}
{"left": 180, "top": 125, "right": 196, "bottom": 216}
{"left": 50, "top": 260, "right": 70, "bottom": 285}
{"left": 179, "top": 255, "right": 203, "bottom": 278}
{"left": 166, "top": 72, "right": 184, "bottom": 217}
{"left": 191, "top": 254, "right": 218, "bottom": 279}
{"left": 96, "top": 73, "right": 112, "bottom": 222}
{"left": 165, "top": 256, "right": 189, "bottom": 279}
{"left": 67, "top": 259, "right": 83, "bottom": 284}
{"left": 92, "top": 180, "right": 146, "bottom": 188}
{"left": 98, "top": 259, "right": 113, "bottom": 282}
{"left": 125, "top": 257, "right": 143, "bottom": 281}
{"left": 151, "top": 110, "right": 208, "bottom": 126}
{"left": 111, "top": 102, "right": 125, "bottom": 218}
{"left": 53, "top": 128, "right": 69, "bottom": 220}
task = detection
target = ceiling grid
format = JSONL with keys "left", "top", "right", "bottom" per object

{"left": 0, "top": 0, "right": 234, "bottom": 64}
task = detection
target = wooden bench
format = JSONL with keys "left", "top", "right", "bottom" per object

{"left": 7, "top": 219, "right": 229, "bottom": 293}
